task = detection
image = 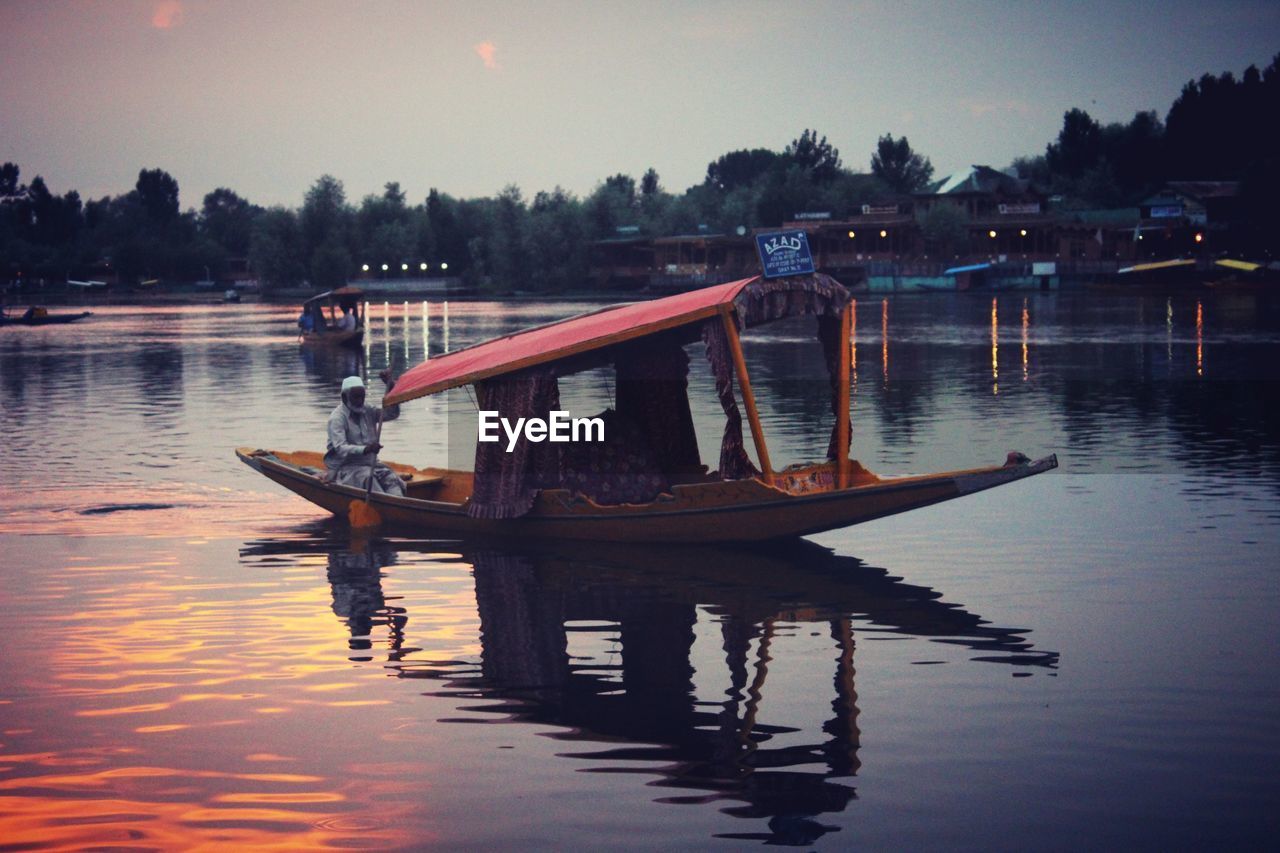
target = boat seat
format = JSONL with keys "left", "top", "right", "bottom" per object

{"left": 402, "top": 472, "right": 445, "bottom": 494}
{"left": 561, "top": 409, "right": 670, "bottom": 505}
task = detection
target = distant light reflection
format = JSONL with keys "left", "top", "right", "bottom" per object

{"left": 1021, "top": 298, "right": 1029, "bottom": 382}
{"left": 880, "top": 299, "right": 888, "bottom": 385}
{"left": 850, "top": 299, "right": 857, "bottom": 391}
{"left": 1196, "top": 300, "right": 1204, "bottom": 377}
{"left": 991, "top": 298, "right": 999, "bottom": 395}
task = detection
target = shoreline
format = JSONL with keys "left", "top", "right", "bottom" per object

{"left": 1, "top": 286, "right": 652, "bottom": 307}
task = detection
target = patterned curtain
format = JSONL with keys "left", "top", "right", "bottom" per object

{"left": 733, "top": 272, "right": 849, "bottom": 328}
{"left": 701, "top": 318, "right": 758, "bottom": 480}
{"left": 469, "top": 367, "right": 562, "bottom": 519}
{"left": 614, "top": 335, "right": 702, "bottom": 477}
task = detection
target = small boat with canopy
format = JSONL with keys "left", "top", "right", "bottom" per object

{"left": 240, "top": 273, "right": 1056, "bottom": 543}
{"left": 299, "top": 286, "right": 364, "bottom": 347}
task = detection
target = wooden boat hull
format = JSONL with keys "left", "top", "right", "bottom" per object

{"left": 300, "top": 328, "right": 363, "bottom": 348}
{"left": 236, "top": 447, "right": 1057, "bottom": 544}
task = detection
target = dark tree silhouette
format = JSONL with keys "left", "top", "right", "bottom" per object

{"left": 200, "top": 188, "right": 258, "bottom": 256}
{"left": 135, "top": 168, "right": 180, "bottom": 223}
{"left": 870, "top": 134, "right": 934, "bottom": 193}
{"left": 301, "top": 174, "right": 349, "bottom": 251}
{"left": 641, "top": 168, "right": 661, "bottom": 196}
{"left": 1046, "top": 109, "right": 1103, "bottom": 179}
{"left": 1165, "top": 54, "right": 1280, "bottom": 179}
{"left": 705, "top": 148, "right": 780, "bottom": 192}
{"left": 603, "top": 174, "right": 637, "bottom": 207}
{"left": 784, "top": 129, "right": 841, "bottom": 182}
{"left": 249, "top": 207, "right": 306, "bottom": 290}
{"left": 26, "top": 177, "right": 83, "bottom": 246}
{"left": 1102, "top": 111, "right": 1165, "bottom": 197}
{"left": 425, "top": 188, "right": 468, "bottom": 271}
{"left": 0, "top": 162, "right": 22, "bottom": 198}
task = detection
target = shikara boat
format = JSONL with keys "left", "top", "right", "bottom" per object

{"left": 240, "top": 273, "right": 1056, "bottom": 543}
{"left": 1088, "top": 258, "right": 1206, "bottom": 291}
{"left": 0, "top": 307, "right": 93, "bottom": 327}
{"left": 299, "top": 286, "right": 364, "bottom": 347}
{"left": 66, "top": 278, "right": 108, "bottom": 292}
{"left": 1205, "top": 258, "right": 1280, "bottom": 291}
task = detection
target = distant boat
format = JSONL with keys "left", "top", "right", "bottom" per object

{"left": 1116, "top": 258, "right": 1197, "bottom": 275}
{"left": 298, "top": 286, "right": 364, "bottom": 348}
{"left": 943, "top": 261, "right": 992, "bottom": 291}
{"left": 66, "top": 279, "right": 108, "bottom": 291}
{"left": 223, "top": 288, "right": 241, "bottom": 303}
{"left": 1206, "top": 259, "right": 1280, "bottom": 291}
{"left": 1088, "top": 258, "right": 1204, "bottom": 291}
{"left": 1, "top": 307, "right": 93, "bottom": 327}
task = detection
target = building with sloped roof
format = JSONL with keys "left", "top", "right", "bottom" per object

{"left": 915, "top": 166, "right": 1055, "bottom": 257}
{"left": 1141, "top": 181, "right": 1240, "bottom": 227}
{"left": 920, "top": 165, "right": 1040, "bottom": 213}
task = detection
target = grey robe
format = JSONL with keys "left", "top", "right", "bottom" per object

{"left": 325, "top": 401, "right": 405, "bottom": 496}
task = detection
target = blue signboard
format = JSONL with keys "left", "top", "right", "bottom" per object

{"left": 754, "top": 229, "right": 815, "bottom": 279}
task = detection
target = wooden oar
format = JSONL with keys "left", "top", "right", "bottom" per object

{"left": 348, "top": 408, "right": 383, "bottom": 529}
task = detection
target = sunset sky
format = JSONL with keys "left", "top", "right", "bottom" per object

{"left": 2, "top": 0, "right": 1277, "bottom": 209}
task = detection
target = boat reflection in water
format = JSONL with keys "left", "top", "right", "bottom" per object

{"left": 324, "top": 542, "right": 408, "bottom": 662}
{"left": 298, "top": 340, "right": 366, "bottom": 388}
{"left": 245, "top": 534, "right": 1057, "bottom": 845}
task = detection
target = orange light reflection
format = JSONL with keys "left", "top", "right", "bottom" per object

{"left": 880, "top": 299, "right": 889, "bottom": 384}
{"left": 1021, "top": 298, "right": 1029, "bottom": 382}
{"left": 0, "top": 539, "right": 480, "bottom": 850}
{"left": 0, "top": 758, "right": 417, "bottom": 849}
{"left": 1196, "top": 300, "right": 1204, "bottom": 377}
{"left": 991, "top": 298, "right": 999, "bottom": 395}
{"left": 850, "top": 299, "right": 857, "bottom": 390}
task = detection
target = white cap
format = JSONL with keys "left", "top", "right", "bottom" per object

{"left": 341, "top": 376, "right": 365, "bottom": 393}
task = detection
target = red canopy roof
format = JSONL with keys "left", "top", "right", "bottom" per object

{"left": 384, "top": 277, "right": 758, "bottom": 405}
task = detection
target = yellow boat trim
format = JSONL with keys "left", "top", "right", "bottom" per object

{"left": 1215, "top": 259, "right": 1261, "bottom": 272}
{"left": 1117, "top": 259, "right": 1195, "bottom": 274}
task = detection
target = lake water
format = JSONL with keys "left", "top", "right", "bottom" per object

{"left": 1, "top": 291, "right": 1277, "bottom": 849}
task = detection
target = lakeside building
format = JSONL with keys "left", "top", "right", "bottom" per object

{"left": 1137, "top": 181, "right": 1244, "bottom": 258}
{"left": 648, "top": 233, "right": 759, "bottom": 292}
{"left": 589, "top": 236, "right": 653, "bottom": 291}
{"left": 587, "top": 169, "right": 1257, "bottom": 293}
{"left": 590, "top": 232, "right": 759, "bottom": 293}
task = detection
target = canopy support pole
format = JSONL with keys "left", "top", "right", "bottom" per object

{"left": 829, "top": 617, "right": 862, "bottom": 774}
{"left": 738, "top": 616, "right": 776, "bottom": 744}
{"left": 836, "top": 302, "right": 852, "bottom": 489}
{"left": 720, "top": 307, "right": 774, "bottom": 485}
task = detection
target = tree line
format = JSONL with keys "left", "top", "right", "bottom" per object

{"left": 3, "top": 53, "right": 1276, "bottom": 292}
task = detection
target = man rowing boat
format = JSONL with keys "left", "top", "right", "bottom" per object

{"left": 325, "top": 370, "right": 405, "bottom": 496}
